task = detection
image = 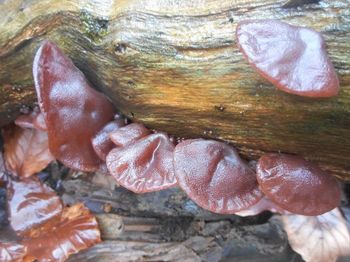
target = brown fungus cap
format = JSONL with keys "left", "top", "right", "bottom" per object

{"left": 174, "top": 139, "right": 263, "bottom": 214}
{"left": 6, "top": 176, "right": 63, "bottom": 235}
{"left": 91, "top": 118, "right": 125, "bottom": 161}
{"left": 106, "top": 133, "right": 177, "bottom": 193}
{"left": 236, "top": 20, "right": 339, "bottom": 97}
{"left": 256, "top": 153, "right": 341, "bottom": 216}
{"left": 33, "top": 40, "right": 115, "bottom": 171}
{"left": 109, "top": 123, "right": 150, "bottom": 147}
{"left": 21, "top": 203, "right": 101, "bottom": 262}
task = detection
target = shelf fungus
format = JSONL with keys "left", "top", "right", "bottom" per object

{"left": 33, "top": 40, "right": 115, "bottom": 172}
{"left": 256, "top": 153, "right": 341, "bottom": 216}
{"left": 174, "top": 139, "right": 263, "bottom": 214}
{"left": 236, "top": 19, "right": 340, "bottom": 97}
{"left": 106, "top": 133, "right": 177, "bottom": 193}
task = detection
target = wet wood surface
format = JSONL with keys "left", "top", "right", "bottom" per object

{"left": 0, "top": 0, "right": 349, "bottom": 180}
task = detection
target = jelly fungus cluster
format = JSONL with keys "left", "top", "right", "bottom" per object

{"left": 30, "top": 30, "right": 340, "bottom": 216}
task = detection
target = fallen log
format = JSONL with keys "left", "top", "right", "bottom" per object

{"left": 0, "top": 0, "right": 349, "bottom": 181}
{"left": 61, "top": 175, "right": 299, "bottom": 262}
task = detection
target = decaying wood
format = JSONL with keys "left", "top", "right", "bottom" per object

{"left": 63, "top": 178, "right": 299, "bottom": 262}
{"left": 0, "top": 0, "right": 350, "bottom": 180}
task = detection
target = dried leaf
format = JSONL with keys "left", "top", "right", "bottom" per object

{"left": 282, "top": 208, "right": 350, "bottom": 262}
{"left": 22, "top": 203, "right": 101, "bottom": 262}
{"left": 0, "top": 242, "right": 26, "bottom": 262}
{"left": 7, "top": 176, "right": 63, "bottom": 235}
{"left": 3, "top": 124, "right": 54, "bottom": 177}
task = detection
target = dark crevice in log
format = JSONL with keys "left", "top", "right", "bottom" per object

{"left": 283, "top": 0, "right": 320, "bottom": 8}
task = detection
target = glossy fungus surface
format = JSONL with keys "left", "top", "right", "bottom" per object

{"left": 256, "top": 153, "right": 341, "bottom": 216}
{"left": 7, "top": 177, "right": 63, "bottom": 234}
{"left": 236, "top": 20, "right": 339, "bottom": 97}
{"left": 33, "top": 40, "right": 115, "bottom": 171}
{"left": 91, "top": 118, "right": 125, "bottom": 161}
{"left": 22, "top": 203, "right": 101, "bottom": 262}
{"left": 174, "top": 139, "right": 263, "bottom": 214}
{"left": 106, "top": 133, "right": 177, "bottom": 193}
{"left": 109, "top": 123, "right": 150, "bottom": 147}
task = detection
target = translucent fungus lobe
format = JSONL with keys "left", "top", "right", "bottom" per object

{"left": 174, "top": 139, "right": 263, "bottom": 214}
{"left": 91, "top": 118, "right": 125, "bottom": 161}
{"left": 106, "top": 133, "right": 177, "bottom": 193}
{"left": 33, "top": 40, "right": 115, "bottom": 171}
{"left": 6, "top": 177, "right": 63, "bottom": 234}
{"left": 236, "top": 20, "right": 339, "bottom": 97}
{"left": 109, "top": 123, "right": 150, "bottom": 147}
{"left": 256, "top": 153, "right": 341, "bottom": 216}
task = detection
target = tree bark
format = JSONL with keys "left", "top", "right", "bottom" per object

{"left": 0, "top": 0, "right": 349, "bottom": 180}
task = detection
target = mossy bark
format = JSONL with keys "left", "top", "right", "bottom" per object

{"left": 0, "top": 0, "right": 349, "bottom": 180}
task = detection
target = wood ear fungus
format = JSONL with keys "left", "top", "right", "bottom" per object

{"left": 91, "top": 118, "right": 125, "bottom": 161}
{"left": 33, "top": 40, "right": 115, "bottom": 171}
{"left": 106, "top": 133, "right": 177, "bottom": 193}
{"left": 109, "top": 123, "right": 150, "bottom": 147}
{"left": 6, "top": 176, "right": 63, "bottom": 235}
{"left": 174, "top": 139, "right": 263, "bottom": 214}
{"left": 256, "top": 153, "right": 341, "bottom": 216}
{"left": 236, "top": 19, "right": 340, "bottom": 97}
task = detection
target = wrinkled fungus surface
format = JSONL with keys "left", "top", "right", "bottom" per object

{"left": 91, "top": 119, "right": 125, "bottom": 161}
{"left": 109, "top": 123, "right": 150, "bottom": 147}
{"left": 236, "top": 19, "right": 339, "bottom": 97}
{"left": 106, "top": 133, "right": 177, "bottom": 193}
{"left": 174, "top": 139, "right": 263, "bottom": 214}
{"left": 6, "top": 177, "right": 63, "bottom": 234}
{"left": 33, "top": 40, "right": 115, "bottom": 171}
{"left": 257, "top": 153, "right": 341, "bottom": 216}
{"left": 22, "top": 203, "right": 101, "bottom": 262}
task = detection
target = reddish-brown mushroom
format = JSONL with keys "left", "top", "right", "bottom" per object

{"left": 109, "top": 123, "right": 150, "bottom": 147}
{"left": 236, "top": 20, "right": 339, "bottom": 97}
{"left": 256, "top": 153, "right": 341, "bottom": 216}
{"left": 91, "top": 117, "right": 125, "bottom": 161}
{"left": 106, "top": 133, "right": 177, "bottom": 193}
{"left": 33, "top": 40, "right": 115, "bottom": 171}
{"left": 21, "top": 203, "right": 101, "bottom": 262}
{"left": 6, "top": 176, "right": 63, "bottom": 235}
{"left": 174, "top": 139, "right": 263, "bottom": 214}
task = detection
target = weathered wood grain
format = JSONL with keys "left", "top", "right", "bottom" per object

{"left": 0, "top": 0, "right": 349, "bottom": 180}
